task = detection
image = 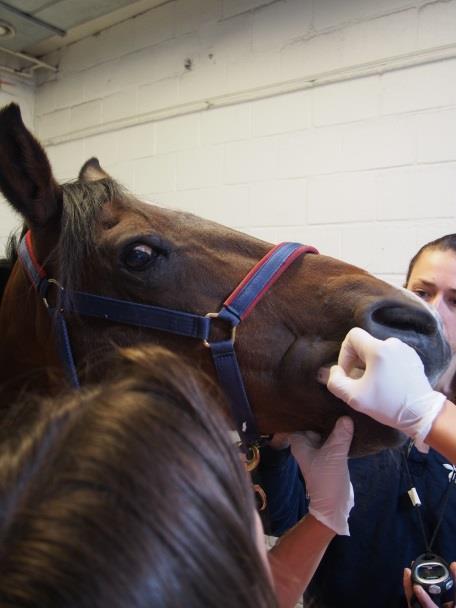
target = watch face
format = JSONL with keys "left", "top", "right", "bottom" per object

{"left": 415, "top": 563, "right": 449, "bottom": 584}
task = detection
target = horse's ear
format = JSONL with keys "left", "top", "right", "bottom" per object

{"left": 79, "top": 157, "right": 110, "bottom": 182}
{"left": 0, "top": 103, "right": 62, "bottom": 227}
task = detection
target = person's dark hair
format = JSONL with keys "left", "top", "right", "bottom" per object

{"left": 0, "top": 346, "right": 277, "bottom": 608}
{"left": 405, "top": 234, "right": 456, "bottom": 286}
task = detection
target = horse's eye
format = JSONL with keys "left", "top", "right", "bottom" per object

{"left": 122, "top": 243, "right": 156, "bottom": 270}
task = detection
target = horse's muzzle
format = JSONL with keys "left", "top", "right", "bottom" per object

{"left": 361, "top": 297, "right": 451, "bottom": 386}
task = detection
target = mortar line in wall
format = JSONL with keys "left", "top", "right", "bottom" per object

{"left": 271, "top": 163, "right": 418, "bottom": 178}
{"left": 220, "top": 0, "right": 282, "bottom": 22}
{"left": 42, "top": 40, "right": 456, "bottom": 147}
{"left": 374, "top": 216, "right": 456, "bottom": 223}
{"left": 312, "top": 101, "right": 456, "bottom": 128}
{"left": 306, "top": 217, "right": 455, "bottom": 228}
{"left": 416, "top": 158, "right": 456, "bottom": 167}
{"left": 301, "top": 160, "right": 456, "bottom": 177}
{"left": 293, "top": 3, "right": 417, "bottom": 47}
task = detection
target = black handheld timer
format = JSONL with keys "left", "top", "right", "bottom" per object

{"left": 411, "top": 553, "right": 453, "bottom": 607}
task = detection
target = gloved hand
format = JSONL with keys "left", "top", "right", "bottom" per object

{"left": 289, "top": 417, "right": 354, "bottom": 536}
{"left": 327, "top": 327, "right": 447, "bottom": 449}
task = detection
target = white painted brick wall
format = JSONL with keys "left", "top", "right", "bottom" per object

{"left": 381, "top": 59, "right": 456, "bottom": 115}
{"left": 417, "top": 108, "right": 456, "bottom": 163}
{"left": 201, "top": 104, "right": 251, "bottom": 144}
{"left": 280, "top": 29, "right": 345, "bottom": 81}
{"left": 10, "top": 0, "right": 453, "bottom": 284}
{"left": 222, "top": 0, "right": 273, "bottom": 19}
{"left": 252, "top": 90, "right": 310, "bottom": 136}
{"left": 313, "top": 77, "right": 380, "bottom": 126}
{"left": 252, "top": 0, "right": 312, "bottom": 52}
{"left": 341, "top": 10, "right": 418, "bottom": 67}
{"left": 418, "top": 1, "right": 456, "bottom": 48}
{"left": 47, "top": 139, "right": 85, "bottom": 182}
{"left": 308, "top": 172, "right": 378, "bottom": 224}
{"left": 340, "top": 115, "right": 417, "bottom": 171}
{"left": 313, "top": 0, "right": 417, "bottom": 31}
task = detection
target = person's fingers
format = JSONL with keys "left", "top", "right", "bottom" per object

{"left": 268, "top": 432, "right": 290, "bottom": 450}
{"left": 413, "top": 584, "right": 440, "bottom": 607}
{"left": 403, "top": 568, "right": 413, "bottom": 605}
{"left": 321, "top": 416, "right": 354, "bottom": 456}
{"left": 337, "top": 327, "right": 378, "bottom": 371}
{"left": 289, "top": 431, "right": 321, "bottom": 463}
{"left": 289, "top": 431, "right": 322, "bottom": 448}
{"left": 445, "top": 562, "right": 456, "bottom": 608}
{"left": 327, "top": 364, "right": 356, "bottom": 403}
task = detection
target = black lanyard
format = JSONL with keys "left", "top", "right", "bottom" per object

{"left": 402, "top": 440, "right": 456, "bottom": 552}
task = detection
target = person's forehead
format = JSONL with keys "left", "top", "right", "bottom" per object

{"left": 411, "top": 249, "right": 456, "bottom": 285}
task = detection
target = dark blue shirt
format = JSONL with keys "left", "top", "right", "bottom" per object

{"left": 256, "top": 445, "right": 306, "bottom": 536}
{"left": 259, "top": 444, "right": 456, "bottom": 608}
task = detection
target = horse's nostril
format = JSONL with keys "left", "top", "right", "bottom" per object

{"left": 371, "top": 305, "right": 436, "bottom": 336}
{"left": 366, "top": 300, "right": 450, "bottom": 385}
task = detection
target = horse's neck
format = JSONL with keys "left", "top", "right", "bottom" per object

{"left": 0, "top": 260, "right": 12, "bottom": 305}
{"left": 0, "top": 263, "right": 61, "bottom": 399}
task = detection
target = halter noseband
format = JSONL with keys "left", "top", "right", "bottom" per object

{"left": 19, "top": 232, "right": 318, "bottom": 449}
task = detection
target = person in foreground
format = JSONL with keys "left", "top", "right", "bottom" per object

{"left": 327, "top": 326, "right": 456, "bottom": 607}
{"left": 0, "top": 345, "right": 353, "bottom": 608}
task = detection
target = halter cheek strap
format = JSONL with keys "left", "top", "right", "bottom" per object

{"left": 208, "top": 242, "right": 318, "bottom": 445}
{"left": 19, "top": 232, "right": 318, "bottom": 448}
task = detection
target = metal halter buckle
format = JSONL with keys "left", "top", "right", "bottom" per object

{"left": 42, "top": 278, "right": 65, "bottom": 311}
{"left": 203, "top": 311, "right": 237, "bottom": 348}
{"left": 245, "top": 444, "right": 260, "bottom": 472}
{"left": 253, "top": 484, "right": 267, "bottom": 511}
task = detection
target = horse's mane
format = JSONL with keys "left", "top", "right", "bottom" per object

{"left": 5, "top": 231, "right": 20, "bottom": 266}
{"left": 0, "top": 231, "right": 22, "bottom": 303}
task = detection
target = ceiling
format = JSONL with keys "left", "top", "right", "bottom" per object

{"left": 0, "top": 0, "right": 168, "bottom": 58}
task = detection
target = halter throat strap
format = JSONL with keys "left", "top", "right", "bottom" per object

{"left": 19, "top": 232, "right": 318, "bottom": 447}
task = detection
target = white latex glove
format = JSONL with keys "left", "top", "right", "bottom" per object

{"left": 289, "top": 417, "right": 354, "bottom": 536}
{"left": 327, "top": 327, "right": 446, "bottom": 450}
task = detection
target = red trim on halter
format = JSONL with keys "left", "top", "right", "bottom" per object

{"left": 25, "top": 231, "right": 46, "bottom": 279}
{"left": 224, "top": 242, "right": 318, "bottom": 321}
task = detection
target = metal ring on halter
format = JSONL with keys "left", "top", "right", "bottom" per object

{"left": 42, "top": 278, "right": 65, "bottom": 310}
{"left": 245, "top": 444, "right": 260, "bottom": 472}
{"left": 203, "top": 311, "right": 237, "bottom": 348}
{"left": 253, "top": 484, "right": 267, "bottom": 512}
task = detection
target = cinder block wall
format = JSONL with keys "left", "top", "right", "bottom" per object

{"left": 11, "top": 0, "right": 456, "bottom": 283}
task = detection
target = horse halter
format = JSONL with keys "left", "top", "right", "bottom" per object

{"left": 19, "top": 232, "right": 318, "bottom": 450}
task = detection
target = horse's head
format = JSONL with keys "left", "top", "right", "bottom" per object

{"left": 0, "top": 103, "right": 450, "bottom": 456}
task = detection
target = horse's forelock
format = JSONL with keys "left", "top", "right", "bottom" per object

{"left": 59, "top": 178, "right": 128, "bottom": 291}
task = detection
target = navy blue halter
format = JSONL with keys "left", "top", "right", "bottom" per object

{"left": 19, "top": 231, "right": 318, "bottom": 448}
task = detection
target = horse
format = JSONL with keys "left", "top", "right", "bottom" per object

{"left": 0, "top": 260, "right": 11, "bottom": 306}
{"left": 0, "top": 102, "right": 450, "bottom": 457}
